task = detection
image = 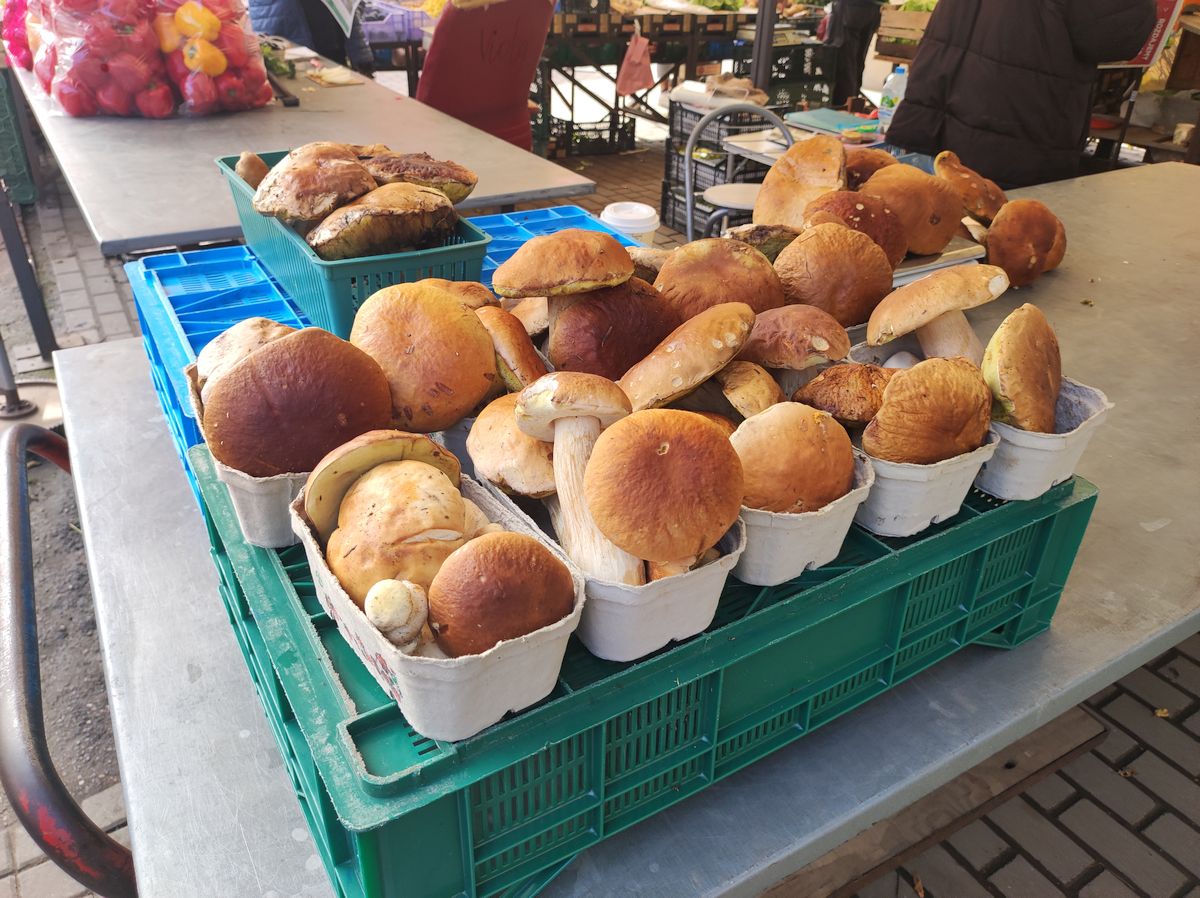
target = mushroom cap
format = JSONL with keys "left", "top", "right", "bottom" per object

{"left": 933, "top": 151, "right": 1007, "bottom": 223}
{"left": 862, "top": 357, "right": 992, "bottom": 464}
{"left": 420, "top": 278, "right": 499, "bottom": 309}
{"left": 774, "top": 223, "right": 893, "bottom": 327}
{"left": 475, "top": 305, "right": 548, "bottom": 390}
{"left": 584, "top": 409, "right": 744, "bottom": 562}
{"left": 466, "top": 393, "right": 556, "bottom": 498}
{"left": 195, "top": 316, "right": 296, "bottom": 404}
{"left": 714, "top": 361, "right": 786, "bottom": 418}
{"left": 722, "top": 223, "right": 803, "bottom": 263}
{"left": 803, "top": 190, "right": 907, "bottom": 268}
{"left": 845, "top": 146, "right": 898, "bottom": 190}
{"left": 793, "top": 363, "right": 895, "bottom": 427}
{"left": 654, "top": 238, "right": 785, "bottom": 320}
{"left": 428, "top": 531, "right": 575, "bottom": 657}
{"left": 982, "top": 303, "right": 1062, "bottom": 433}
{"left": 729, "top": 402, "right": 855, "bottom": 512}
{"left": 617, "top": 301, "right": 756, "bottom": 411}
{"left": 508, "top": 297, "right": 548, "bottom": 338}
{"left": 492, "top": 228, "right": 634, "bottom": 298}
{"left": 753, "top": 134, "right": 846, "bottom": 229}
{"left": 547, "top": 277, "right": 681, "bottom": 380}
{"left": 859, "top": 164, "right": 962, "bottom": 256}
{"left": 350, "top": 283, "right": 498, "bottom": 432}
{"left": 866, "top": 264, "right": 1010, "bottom": 346}
{"left": 738, "top": 303, "right": 850, "bottom": 370}
{"left": 986, "top": 199, "right": 1067, "bottom": 287}
{"left": 691, "top": 411, "right": 738, "bottom": 438}
{"left": 515, "top": 372, "right": 632, "bottom": 441}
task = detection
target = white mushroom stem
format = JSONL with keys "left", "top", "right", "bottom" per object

{"left": 915, "top": 309, "right": 984, "bottom": 366}
{"left": 962, "top": 216, "right": 989, "bottom": 244}
{"left": 364, "top": 579, "right": 428, "bottom": 652}
{"left": 550, "top": 417, "right": 646, "bottom": 585}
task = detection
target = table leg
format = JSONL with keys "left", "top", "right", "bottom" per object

{"left": 0, "top": 183, "right": 57, "bottom": 361}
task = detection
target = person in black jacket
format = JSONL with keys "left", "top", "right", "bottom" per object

{"left": 827, "top": 0, "right": 885, "bottom": 107}
{"left": 885, "top": 0, "right": 1157, "bottom": 187}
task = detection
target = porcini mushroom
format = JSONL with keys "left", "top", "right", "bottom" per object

{"left": 714, "top": 361, "right": 785, "bottom": 419}
{"left": 466, "top": 393, "right": 556, "bottom": 499}
{"left": 866, "top": 265, "right": 1010, "bottom": 366}
{"left": 654, "top": 238, "right": 785, "bottom": 319}
{"left": 753, "top": 134, "right": 846, "bottom": 229}
{"left": 738, "top": 305, "right": 850, "bottom": 370}
{"left": 364, "top": 579, "right": 428, "bottom": 651}
{"left": 773, "top": 223, "right": 894, "bottom": 326}
{"left": 475, "top": 305, "right": 548, "bottom": 391}
{"left": 933, "top": 151, "right": 1007, "bottom": 223}
{"left": 515, "top": 373, "right": 644, "bottom": 585}
{"left": 983, "top": 200, "right": 1067, "bottom": 288}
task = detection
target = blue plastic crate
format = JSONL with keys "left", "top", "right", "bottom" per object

{"left": 468, "top": 205, "right": 640, "bottom": 289}
{"left": 127, "top": 246, "right": 307, "bottom": 498}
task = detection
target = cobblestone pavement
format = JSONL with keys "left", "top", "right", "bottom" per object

{"left": 0, "top": 135, "right": 1196, "bottom": 898}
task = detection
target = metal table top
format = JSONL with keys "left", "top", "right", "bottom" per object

{"left": 58, "top": 162, "right": 1199, "bottom": 897}
{"left": 13, "top": 65, "right": 593, "bottom": 256}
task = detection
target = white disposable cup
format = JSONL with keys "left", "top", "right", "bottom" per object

{"left": 600, "top": 202, "right": 660, "bottom": 245}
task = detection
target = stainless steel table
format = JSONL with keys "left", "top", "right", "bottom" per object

{"left": 58, "top": 162, "right": 1199, "bottom": 897}
{"left": 13, "top": 65, "right": 593, "bottom": 255}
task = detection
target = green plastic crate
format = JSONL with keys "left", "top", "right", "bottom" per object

{"left": 215, "top": 151, "right": 491, "bottom": 337}
{"left": 190, "top": 444, "right": 1097, "bottom": 898}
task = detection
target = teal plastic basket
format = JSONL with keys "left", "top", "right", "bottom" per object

{"left": 216, "top": 151, "right": 491, "bottom": 337}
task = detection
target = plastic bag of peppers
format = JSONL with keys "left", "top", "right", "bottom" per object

{"left": 155, "top": 0, "right": 271, "bottom": 114}
{"left": 3, "top": 0, "right": 33, "bottom": 70}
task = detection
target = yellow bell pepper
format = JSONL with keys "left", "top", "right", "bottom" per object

{"left": 154, "top": 12, "right": 182, "bottom": 53}
{"left": 174, "top": 1, "right": 220, "bottom": 41}
{"left": 182, "top": 38, "right": 228, "bottom": 77}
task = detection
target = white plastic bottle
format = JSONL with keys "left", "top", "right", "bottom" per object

{"left": 878, "top": 65, "right": 908, "bottom": 134}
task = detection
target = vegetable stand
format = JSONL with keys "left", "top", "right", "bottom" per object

{"left": 45, "top": 163, "right": 1200, "bottom": 897}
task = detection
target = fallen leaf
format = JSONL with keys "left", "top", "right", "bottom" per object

{"left": 1154, "top": 708, "right": 1171, "bottom": 718}
{"left": 913, "top": 875, "right": 926, "bottom": 898}
{"left": 1080, "top": 298, "right": 1095, "bottom": 306}
{"left": 1118, "top": 768, "right": 1136, "bottom": 777}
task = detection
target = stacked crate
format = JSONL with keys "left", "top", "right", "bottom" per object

{"left": 732, "top": 40, "right": 837, "bottom": 109}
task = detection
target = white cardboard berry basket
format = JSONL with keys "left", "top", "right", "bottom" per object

{"left": 975, "top": 378, "right": 1112, "bottom": 501}
{"left": 480, "top": 482, "right": 746, "bottom": 663}
{"left": 734, "top": 451, "right": 875, "bottom": 586}
{"left": 289, "top": 477, "right": 585, "bottom": 742}
{"left": 856, "top": 431, "right": 1000, "bottom": 538}
{"left": 186, "top": 364, "right": 306, "bottom": 549}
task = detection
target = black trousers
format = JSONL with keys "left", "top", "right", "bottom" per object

{"left": 831, "top": 2, "right": 882, "bottom": 107}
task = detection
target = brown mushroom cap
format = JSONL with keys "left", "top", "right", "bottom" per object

{"left": 617, "top": 302, "right": 756, "bottom": 411}
{"left": 475, "top": 305, "right": 548, "bottom": 391}
{"left": 753, "top": 134, "right": 847, "bottom": 229}
{"left": 714, "top": 361, "right": 786, "bottom": 418}
{"left": 729, "top": 402, "right": 855, "bottom": 513}
{"left": 350, "top": 283, "right": 498, "bottom": 432}
{"left": 691, "top": 411, "right": 738, "bottom": 438}
{"left": 467, "top": 393, "right": 556, "bottom": 498}
{"left": 195, "top": 316, "right": 296, "bottom": 404}
{"left": 427, "top": 531, "right": 575, "bottom": 657}
{"left": 547, "top": 278, "right": 681, "bottom": 380}
{"left": 515, "top": 372, "right": 632, "bottom": 442}
{"left": 803, "top": 191, "right": 907, "bottom": 268}
{"left": 492, "top": 229, "right": 634, "bottom": 298}
{"left": 845, "top": 146, "right": 898, "bottom": 190}
{"left": 584, "top": 409, "right": 744, "bottom": 562}
{"left": 859, "top": 165, "right": 962, "bottom": 256}
{"left": 982, "top": 303, "right": 1062, "bottom": 433}
{"left": 508, "top": 297, "right": 549, "bottom": 338}
{"left": 654, "top": 238, "right": 785, "bottom": 320}
{"left": 738, "top": 304, "right": 850, "bottom": 370}
{"left": 862, "top": 357, "right": 991, "bottom": 464}
{"left": 420, "top": 278, "right": 499, "bottom": 309}
{"left": 933, "top": 151, "right": 1007, "bottom": 223}
{"left": 985, "top": 200, "right": 1067, "bottom": 288}
{"left": 866, "top": 264, "right": 1010, "bottom": 346}
{"left": 773, "top": 224, "right": 893, "bottom": 327}
{"left": 793, "top": 363, "right": 895, "bottom": 427}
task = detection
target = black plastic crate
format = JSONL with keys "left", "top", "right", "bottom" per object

{"left": 557, "top": 0, "right": 609, "bottom": 13}
{"left": 733, "top": 41, "right": 838, "bottom": 82}
{"left": 663, "top": 139, "right": 768, "bottom": 195}
{"left": 661, "top": 182, "right": 752, "bottom": 237}
{"left": 761, "top": 79, "right": 834, "bottom": 109}
{"left": 549, "top": 114, "right": 636, "bottom": 157}
{"left": 668, "top": 100, "right": 785, "bottom": 145}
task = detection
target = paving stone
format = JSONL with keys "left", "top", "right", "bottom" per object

{"left": 55, "top": 271, "right": 85, "bottom": 292}
{"left": 0, "top": 831, "right": 10, "bottom": 877}
{"left": 50, "top": 257, "right": 79, "bottom": 275}
{"left": 1094, "top": 727, "right": 1139, "bottom": 765}
{"left": 1078, "top": 871, "right": 1140, "bottom": 898}
{"left": 986, "top": 797, "right": 1094, "bottom": 885}
{"left": 988, "top": 855, "right": 1065, "bottom": 897}
{"left": 1119, "top": 667, "right": 1193, "bottom": 715}
{"left": 1099, "top": 694, "right": 1200, "bottom": 775}
{"left": 855, "top": 871, "right": 919, "bottom": 898}
{"left": 9, "top": 822, "right": 42, "bottom": 870}
{"left": 91, "top": 292, "right": 125, "bottom": 315}
{"left": 947, "top": 819, "right": 1010, "bottom": 872}
{"left": 16, "top": 857, "right": 89, "bottom": 898}
{"left": 1061, "top": 753, "right": 1156, "bottom": 825}
{"left": 1122, "top": 750, "right": 1200, "bottom": 820}
{"left": 1086, "top": 684, "right": 1120, "bottom": 708}
{"left": 63, "top": 309, "right": 97, "bottom": 332}
{"left": 80, "top": 783, "right": 126, "bottom": 831}
{"left": 58, "top": 288, "right": 91, "bottom": 312}
{"left": 1025, "top": 772, "right": 1077, "bottom": 812}
{"left": 81, "top": 258, "right": 109, "bottom": 278}
{"left": 1185, "top": 710, "right": 1200, "bottom": 737}
{"left": 0, "top": 873, "right": 14, "bottom": 898}
{"left": 86, "top": 275, "right": 116, "bottom": 296}
{"left": 1059, "top": 800, "right": 1187, "bottom": 897}
{"left": 1157, "top": 655, "right": 1200, "bottom": 699}
{"left": 1178, "top": 632, "right": 1200, "bottom": 663}
{"left": 98, "top": 312, "right": 132, "bottom": 338}
{"left": 1143, "top": 813, "right": 1200, "bottom": 877}
{"left": 109, "top": 826, "right": 130, "bottom": 848}
{"left": 903, "top": 845, "right": 993, "bottom": 898}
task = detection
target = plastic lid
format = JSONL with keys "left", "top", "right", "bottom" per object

{"left": 895, "top": 65, "right": 907, "bottom": 74}
{"left": 600, "top": 202, "right": 660, "bottom": 235}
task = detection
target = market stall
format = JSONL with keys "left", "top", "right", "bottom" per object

{"left": 7, "top": 159, "right": 1196, "bottom": 897}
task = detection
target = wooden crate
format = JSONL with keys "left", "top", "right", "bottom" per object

{"left": 875, "top": 8, "right": 932, "bottom": 62}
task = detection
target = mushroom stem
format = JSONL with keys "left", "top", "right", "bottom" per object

{"left": 915, "top": 309, "right": 984, "bottom": 366}
{"left": 962, "top": 216, "right": 989, "bottom": 245}
{"left": 550, "top": 416, "right": 646, "bottom": 585}
{"left": 647, "top": 557, "right": 697, "bottom": 581}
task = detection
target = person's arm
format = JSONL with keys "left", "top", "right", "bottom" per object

{"left": 1065, "top": 0, "right": 1157, "bottom": 65}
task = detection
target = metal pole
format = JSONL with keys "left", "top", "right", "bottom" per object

{"left": 0, "top": 179, "right": 58, "bottom": 361}
{"left": 0, "top": 329, "right": 35, "bottom": 420}
{"left": 750, "top": 0, "right": 778, "bottom": 91}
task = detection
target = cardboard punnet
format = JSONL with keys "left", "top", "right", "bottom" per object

{"left": 186, "top": 364, "right": 306, "bottom": 548}
{"left": 975, "top": 378, "right": 1112, "bottom": 501}
{"left": 480, "top": 481, "right": 747, "bottom": 662}
{"left": 855, "top": 431, "right": 1000, "bottom": 537}
{"left": 290, "top": 477, "right": 585, "bottom": 742}
{"left": 733, "top": 452, "right": 875, "bottom": 586}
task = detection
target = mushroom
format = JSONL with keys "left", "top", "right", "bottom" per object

{"left": 714, "top": 361, "right": 785, "bottom": 419}
{"left": 507, "top": 297, "right": 549, "bottom": 339}
{"left": 466, "top": 393, "right": 556, "bottom": 499}
{"left": 866, "top": 264, "right": 1010, "bottom": 366}
{"left": 420, "top": 278, "right": 500, "bottom": 310}
{"left": 753, "top": 134, "right": 846, "bottom": 229}
{"left": 364, "top": 579, "right": 428, "bottom": 652}
{"left": 475, "top": 305, "right": 548, "bottom": 391}
{"left": 515, "top": 373, "right": 644, "bottom": 585}
{"left": 773, "top": 223, "right": 894, "bottom": 326}
{"left": 722, "top": 223, "right": 803, "bottom": 264}
{"left": 653, "top": 238, "right": 785, "bottom": 319}
{"left": 981, "top": 303, "right": 1062, "bottom": 433}
{"left": 793, "top": 363, "right": 895, "bottom": 428}
{"left": 738, "top": 304, "right": 850, "bottom": 371}
{"left": 933, "top": 151, "right": 1007, "bottom": 223}
{"left": 983, "top": 200, "right": 1067, "bottom": 288}
{"left": 801, "top": 191, "right": 907, "bottom": 268}
{"left": 859, "top": 164, "right": 962, "bottom": 257}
